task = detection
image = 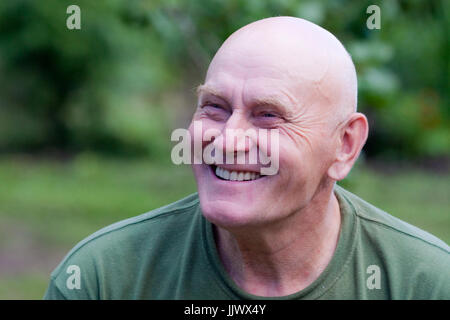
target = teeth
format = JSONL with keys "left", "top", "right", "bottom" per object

{"left": 214, "top": 167, "right": 262, "bottom": 181}
{"left": 215, "top": 166, "right": 222, "bottom": 178}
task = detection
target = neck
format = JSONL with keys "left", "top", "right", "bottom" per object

{"left": 214, "top": 184, "right": 341, "bottom": 297}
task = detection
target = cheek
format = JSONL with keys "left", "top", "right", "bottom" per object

{"left": 188, "top": 119, "right": 222, "bottom": 147}
{"left": 277, "top": 130, "right": 334, "bottom": 179}
{"left": 277, "top": 125, "right": 317, "bottom": 162}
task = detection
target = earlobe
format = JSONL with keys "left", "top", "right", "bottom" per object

{"left": 327, "top": 113, "right": 369, "bottom": 181}
{"left": 327, "top": 162, "right": 347, "bottom": 181}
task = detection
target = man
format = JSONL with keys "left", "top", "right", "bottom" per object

{"left": 44, "top": 17, "right": 449, "bottom": 299}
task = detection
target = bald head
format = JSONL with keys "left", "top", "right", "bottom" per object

{"left": 205, "top": 17, "right": 358, "bottom": 122}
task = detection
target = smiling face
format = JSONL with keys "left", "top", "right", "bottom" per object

{"left": 189, "top": 17, "right": 358, "bottom": 230}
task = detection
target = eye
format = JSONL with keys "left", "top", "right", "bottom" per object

{"left": 202, "top": 103, "right": 223, "bottom": 110}
{"left": 257, "top": 111, "right": 279, "bottom": 119}
{"left": 200, "top": 103, "right": 230, "bottom": 121}
{"left": 252, "top": 109, "right": 284, "bottom": 128}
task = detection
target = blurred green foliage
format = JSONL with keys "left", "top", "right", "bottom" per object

{"left": 0, "top": 0, "right": 449, "bottom": 160}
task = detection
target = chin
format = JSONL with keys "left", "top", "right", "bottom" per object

{"left": 199, "top": 199, "right": 259, "bottom": 229}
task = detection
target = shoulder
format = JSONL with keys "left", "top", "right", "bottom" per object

{"left": 58, "top": 192, "right": 200, "bottom": 265}
{"left": 335, "top": 185, "right": 450, "bottom": 299}
{"left": 44, "top": 193, "right": 200, "bottom": 299}
{"left": 336, "top": 185, "right": 449, "bottom": 253}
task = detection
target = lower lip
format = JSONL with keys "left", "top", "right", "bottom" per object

{"left": 208, "top": 165, "right": 267, "bottom": 183}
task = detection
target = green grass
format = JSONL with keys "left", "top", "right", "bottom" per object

{"left": 0, "top": 154, "right": 448, "bottom": 299}
{"left": 0, "top": 273, "right": 50, "bottom": 300}
{"left": 0, "top": 154, "right": 198, "bottom": 246}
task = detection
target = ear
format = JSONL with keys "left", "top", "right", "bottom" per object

{"left": 327, "top": 113, "right": 369, "bottom": 181}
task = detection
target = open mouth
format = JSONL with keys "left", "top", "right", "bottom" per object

{"left": 210, "top": 165, "right": 264, "bottom": 181}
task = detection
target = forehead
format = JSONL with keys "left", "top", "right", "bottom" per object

{"left": 201, "top": 32, "right": 335, "bottom": 107}
{"left": 200, "top": 59, "right": 327, "bottom": 114}
{"left": 199, "top": 74, "right": 298, "bottom": 109}
{"left": 207, "top": 27, "right": 331, "bottom": 83}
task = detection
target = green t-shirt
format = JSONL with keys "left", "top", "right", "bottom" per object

{"left": 43, "top": 185, "right": 450, "bottom": 300}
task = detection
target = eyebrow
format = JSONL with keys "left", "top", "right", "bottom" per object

{"left": 196, "top": 84, "right": 293, "bottom": 115}
{"left": 196, "top": 84, "right": 225, "bottom": 100}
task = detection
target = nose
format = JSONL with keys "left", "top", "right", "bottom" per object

{"left": 213, "top": 111, "right": 256, "bottom": 155}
